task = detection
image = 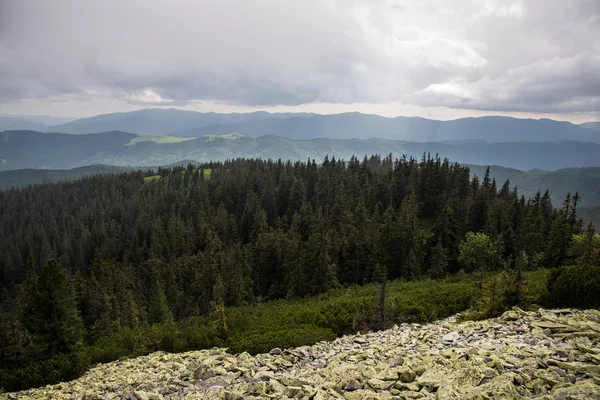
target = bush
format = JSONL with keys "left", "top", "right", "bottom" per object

{"left": 226, "top": 324, "right": 336, "bottom": 355}
{"left": 389, "top": 278, "right": 476, "bottom": 323}
{"left": 461, "top": 269, "right": 550, "bottom": 321}
{"left": 547, "top": 263, "right": 600, "bottom": 308}
{"left": 0, "top": 350, "right": 90, "bottom": 392}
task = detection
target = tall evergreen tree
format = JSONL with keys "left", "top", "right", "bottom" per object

{"left": 148, "top": 280, "right": 172, "bottom": 324}
{"left": 22, "top": 260, "right": 83, "bottom": 357}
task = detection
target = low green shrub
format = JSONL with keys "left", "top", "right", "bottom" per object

{"left": 547, "top": 263, "right": 600, "bottom": 308}
{"left": 461, "top": 269, "right": 551, "bottom": 321}
{"left": 0, "top": 350, "right": 90, "bottom": 392}
{"left": 226, "top": 324, "right": 336, "bottom": 355}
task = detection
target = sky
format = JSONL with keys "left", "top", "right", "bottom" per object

{"left": 0, "top": 0, "right": 599, "bottom": 122}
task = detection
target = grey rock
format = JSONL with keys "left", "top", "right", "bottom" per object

{"left": 11, "top": 308, "right": 600, "bottom": 400}
{"left": 442, "top": 331, "right": 460, "bottom": 342}
{"left": 344, "top": 379, "right": 363, "bottom": 391}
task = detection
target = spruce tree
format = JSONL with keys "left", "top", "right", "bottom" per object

{"left": 428, "top": 242, "right": 447, "bottom": 279}
{"left": 148, "top": 280, "right": 172, "bottom": 324}
{"left": 22, "top": 259, "right": 83, "bottom": 358}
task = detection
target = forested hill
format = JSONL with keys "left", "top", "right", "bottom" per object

{"left": 0, "top": 155, "right": 583, "bottom": 310}
{"left": 3, "top": 130, "right": 600, "bottom": 171}
{"left": 468, "top": 166, "right": 600, "bottom": 209}
{"left": 0, "top": 165, "right": 133, "bottom": 189}
{"left": 0, "top": 155, "right": 591, "bottom": 391}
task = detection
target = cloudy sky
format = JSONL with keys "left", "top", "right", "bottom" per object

{"left": 0, "top": 0, "right": 599, "bottom": 122}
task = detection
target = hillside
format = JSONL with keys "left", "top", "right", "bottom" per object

{"left": 469, "top": 166, "right": 600, "bottom": 208}
{"left": 0, "top": 165, "right": 134, "bottom": 190}
{"left": 2, "top": 130, "right": 600, "bottom": 172}
{"left": 0, "top": 130, "right": 137, "bottom": 170}
{"left": 11, "top": 308, "right": 600, "bottom": 399}
{"left": 1, "top": 156, "right": 597, "bottom": 394}
{"left": 4, "top": 163, "right": 598, "bottom": 227}
{"left": 0, "top": 116, "right": 49, "bottom": 132}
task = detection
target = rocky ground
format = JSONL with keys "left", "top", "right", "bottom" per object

{"left": 7, "top": 308, "right": 600, "bottom": 399}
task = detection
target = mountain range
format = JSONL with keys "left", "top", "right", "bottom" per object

{"left": 2, "top": 109, "right": 600, "bottom": 143}
{"left": 3, "top": 130, "right": 600, "bottom": 172}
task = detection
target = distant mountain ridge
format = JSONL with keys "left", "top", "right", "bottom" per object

{"left": 2, "top": 130, "right": 600, "bottom": 172}
{"left": 48, "top": 108, "right": 315, "bottom": 136}
{"left": 469, "top": 165, "right": 600, "bottom": 208}
{"left": 171, "top": 114, "right": 599, "bottom": 143}
{"left": 581, "top": 122, "right": 600, "bottom": 131}
{"left": 3, "top": 109, "right": 598, "bottom": 143}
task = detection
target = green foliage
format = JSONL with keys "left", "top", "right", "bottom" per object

{"left": 428, "top": 242, "right": 448, "bottom": 279}
{"left": 461, "top": 269, "right": 551, "bottom": 320}
{"left": 0, "top": 155, "right": 585, "bottom": 392}
{"left": 547, "top": 263, "right": 600, "bottom": 308}
{"left": 22, "top": 260, "right": 83, "bottom": 358}
{"left": 0, "top": 271, "right": 551, "bottom": 392}
{"left": 458, "top": 232, "right": 504, "bottom": 273}
{"left": 388, "top": 278, "right": 475, "bottom": 323}
{"left": 0, "top": 350, "right": 90, "bottom": 392}
{"left": 227, "top": 325, "right": 336, "bottom": 355}
{"left": 148, "top": 281, "right": 173, "bottom": 325}
{"left": 569, "top": 230, "right": 600, "bottom": 265}
{"left": 546, "top": 227, "right": 600, "bottom": 309}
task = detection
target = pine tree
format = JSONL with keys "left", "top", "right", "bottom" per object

{"left": 148, "top": 280, "right": 172, "bottom": 324}
{"left": 428, "top": 242, "right": 447, "bottom": 279}
{"left": 22, "top": 259, "right": 83, "bottom": 358}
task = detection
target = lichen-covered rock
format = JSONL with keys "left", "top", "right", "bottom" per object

{"left": 9, "top": 308, "right": 600, "bottom": 399}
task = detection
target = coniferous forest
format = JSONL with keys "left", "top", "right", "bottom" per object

{"left": 1, "top": 154, "right": 598, "bottom": 391}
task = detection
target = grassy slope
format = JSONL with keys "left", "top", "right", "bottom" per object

{"left": 125, "top": 136, "right": 195, "bottom": 146}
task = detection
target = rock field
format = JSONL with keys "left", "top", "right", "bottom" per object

{"left": 7, "top": 308, "right": 600, "bottom": 399}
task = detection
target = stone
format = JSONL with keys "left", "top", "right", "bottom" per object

{"left": 10, "top": 309, "right": 600, "bottom": 400}
{"left": 399, "top": 368, "right": 417, "bottom": 383}
{"left": 283, "top": 385, "right": 304, "bottom": 397}
{"left": 344, "top": 379, "right": 363, "bottom": 391}
{"left": 552, "top": 380, "right": 599, "bottom": 399}
{"left": 531, "top": 321, "right": 570, "bottom": 330}
{"left": 416, "top": 367, "right": 447, "bottom": 388}
{"left": 442, "top": 332, "right": 460, "bottom": 342}
{"left": 193, "top": 365, "right": 216, "bottom": 381}
{"left": 367, "top": 377, "right": 394, "bottom": 390}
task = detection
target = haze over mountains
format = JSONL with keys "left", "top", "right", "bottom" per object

{"left": 2, "top": 109, "right": 600, "bottom": 142}
{"left": 3, "top": 130, "right": 600, "bottom": 172}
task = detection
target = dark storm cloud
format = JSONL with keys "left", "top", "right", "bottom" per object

{"left": 0, "top": 0, "right": 599, "bottom": 114}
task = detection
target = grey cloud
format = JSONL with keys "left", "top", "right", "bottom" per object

{"left": 0, "top": 0, "right": 599, "bottom": 114}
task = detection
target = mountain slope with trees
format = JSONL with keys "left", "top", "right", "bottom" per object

{"left": 1, "top": 155, "right": 596, "bottom": 391}
{"left": 0, "top": 165, "right": 133, "bottom": 190}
